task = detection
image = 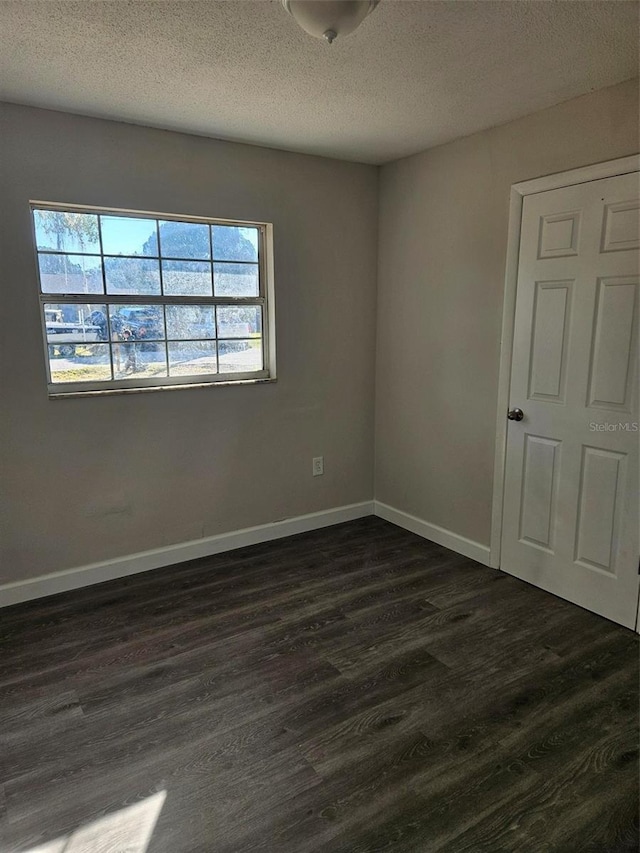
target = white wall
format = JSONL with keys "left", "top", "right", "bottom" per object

{"left": 375, "top": 78, "right": 639, "bottom": 548}
{"left": 0, "top": 103, "right": 378, "bottom": 585}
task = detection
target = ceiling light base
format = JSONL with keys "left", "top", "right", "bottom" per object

{"left": 282, "top": 1, "right": 380, "bottom": 44}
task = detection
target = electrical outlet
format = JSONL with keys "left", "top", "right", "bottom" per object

{"left": 312, "top": 456, "right": 324, "bottom": 476}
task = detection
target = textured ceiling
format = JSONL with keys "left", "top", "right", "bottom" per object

{"left": 0, "top": 0, "right": 637, "bottom": 164}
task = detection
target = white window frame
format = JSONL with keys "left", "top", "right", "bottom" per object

{"left": 31, "top": 201, "right": 276, "bottom": 397}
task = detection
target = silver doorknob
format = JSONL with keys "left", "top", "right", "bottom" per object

{"left": 507, "top": 408, "right": 524, "bottom": 421}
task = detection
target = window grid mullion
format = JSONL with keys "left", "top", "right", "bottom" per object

{"left": 208, "top": 225, "right": 216, "bottom": 301}
{"left": 97, "top": 214, "right": 107, "bottom": 297}
{"left": 215, "top": 303, "right": 220, "bottom": 369}
{"left": 162, "top": 314, "right": 169, "bottom": 377}
{"left": 156, "top": 219, "right": 165, "bottom": 297}
{"left": 39, "top": 293, "right": 265, "bottom": 307}
{"left": 39, "top": 248, "right": 259, "bottom": 267}
{"left": 96, "top": 215, "right": 115, "bottom": 381}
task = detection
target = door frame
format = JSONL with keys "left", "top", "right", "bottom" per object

{"left": 489, "top": 154, "right": 640, "bottom": 588}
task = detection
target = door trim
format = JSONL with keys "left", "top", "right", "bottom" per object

{"left": 489, "top": 155, "right": 640, "bottom": 577}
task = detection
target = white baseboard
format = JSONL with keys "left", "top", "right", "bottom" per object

{"left": 0, "top": 501, "right": 375, "bottom": 608}
{"left": 1, "top": 499, "right": 491, "bottom": 608}
{"left": 374, "top": 501, "right": 491, "bottom": 566}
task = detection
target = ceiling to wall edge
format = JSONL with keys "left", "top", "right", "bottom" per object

{"left": 2, "top": 76, "right": 637, "bottom": 168}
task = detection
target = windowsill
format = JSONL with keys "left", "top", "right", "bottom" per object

{"left": 48, "top": 376, "right": 277, "bottom": 399}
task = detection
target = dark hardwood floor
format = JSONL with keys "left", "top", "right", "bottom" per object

{"left": 1, "top": 516, "right": 638, "bottom": 852}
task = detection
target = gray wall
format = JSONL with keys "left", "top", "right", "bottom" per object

{"left": 2, "top": 79, "right": 638, "bottom": 588}
{"left": 375, "top": 78, "right": 640, "bottom": 547}
{"left": 0, "top": 103, "right": 378, "bottom": 584}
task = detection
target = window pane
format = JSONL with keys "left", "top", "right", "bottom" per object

{"left": 100, "top": 216, "right": 158, "bottom": 256}
{"left": 216, "top": 305, "right": 262, "bottom": 338}
{"left": 45, "top": 303, "right": 109, "bottom": 354}
{"left": 212, "top": 225, "right": 259, "bottom": 262}
{"left": 166, "top": 305, "right": 215, "bottom": 340}
{"left": 34, "top": 210, "right": 100, "bottom": 254}
{"left": 48, "top": 343, "right": 112, "bottom": 384}
{"left": 161, "top": 260, "right": 212, "bottom": 297}
{"left": 214, "top": 263, "right": 259, "bottom": 297}
{"left": 168, "top": 341, "right": 217, "bottom": 376}
{"left": 112, "top": 342, "right": 167, "bottom": 379}
{"left": 109, "top": 305, "right": 165, "bottom": 341}
{"left": 38, "top": 253, "right": 103, "bottom": 294}
{"left": 218, "top": 339, "right": 263, "bottom": 373}
{"left": 159, "top": 221, "right": 210, "bottom": 260}
{"left": 104, "top": 257, "right": 161, "bottom": 295}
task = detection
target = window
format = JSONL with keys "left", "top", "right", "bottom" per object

{"left": 31, "top": 204, "right": 275, "bottom": 396}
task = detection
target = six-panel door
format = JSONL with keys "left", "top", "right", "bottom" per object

{"left": 501, "top": 171, "right": 639, "bottom": 628}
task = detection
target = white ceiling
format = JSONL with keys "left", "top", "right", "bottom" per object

{"left": 0, "top": 0, "right": 637, "bottom": 164}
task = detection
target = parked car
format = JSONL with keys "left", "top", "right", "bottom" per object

{"left": 45, "top": 310, "right": 102, "bottom": 357}
{"left": 111, "top": 307, "right": 163, "bottom": 340}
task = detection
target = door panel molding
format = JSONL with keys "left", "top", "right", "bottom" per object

{"left": 574, "top": 445, "right": 626, "bottom": 574}
{"left": 527, "top": 280, "right": 573, "bottom": 402}
{"left": 587, "top": 276, "right": 638, "bottom": 411}
{"left": 519, "top": 434, "right": 561, "bottom": 552}
{"left": 490, "top": 154, "right": 640, "bottom": 632}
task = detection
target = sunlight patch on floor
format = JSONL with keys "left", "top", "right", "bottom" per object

{"left": 22, "top": 790, "right": 166, "bottom": 853}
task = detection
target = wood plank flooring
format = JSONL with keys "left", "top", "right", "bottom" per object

{"left": 1, "top": 517, "right": 638, "bottom": 852}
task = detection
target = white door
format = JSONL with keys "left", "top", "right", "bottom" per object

{"left": 501, "top": 171, "right": 639, "bottom": 629}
